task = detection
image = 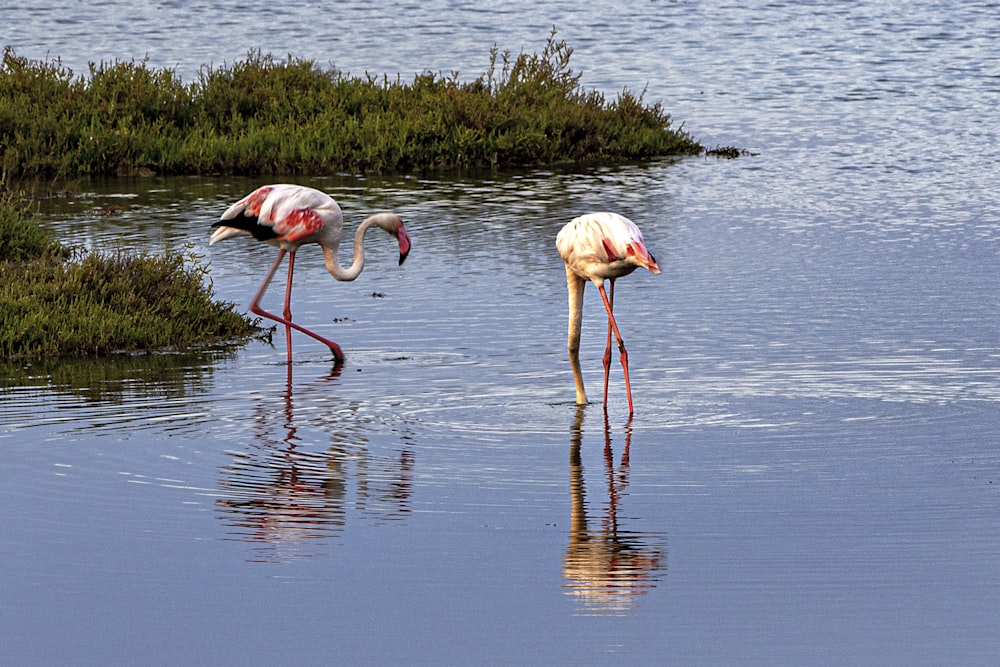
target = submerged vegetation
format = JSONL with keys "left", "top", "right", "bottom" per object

{"left": 0, "top": 192, "right": 263, "bottom": 359}
{"left": 1, "top": 31, "right": 705, "bottom": 181}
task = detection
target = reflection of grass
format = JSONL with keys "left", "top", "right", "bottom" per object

{"left": 0, "top": 349, "right": 234, "bottom": 402}
{"left": 1, "top": 192, "right": 265, "bottom": 359}
{"left": 1, "top": 30, "right": 704, "bottom": 180}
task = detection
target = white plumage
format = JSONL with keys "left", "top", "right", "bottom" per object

{"left": 557, "top": 212, "right": 660, "bottom": 414}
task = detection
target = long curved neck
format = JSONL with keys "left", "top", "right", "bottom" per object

{"left": 566, "top": 268, "right": 588, "bottom": 405}
{"left": 320, "top": 214, "right": 390, "bottom": 282}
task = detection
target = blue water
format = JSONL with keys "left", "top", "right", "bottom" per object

{"left": 3, "top": 1, "right": 1000, "bottom": 664}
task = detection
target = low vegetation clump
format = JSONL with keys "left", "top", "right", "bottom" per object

{"left": 0, "top": 192, "right": 263, "bottom": 359}
{"left": 0, "top": 31, "right": 705, "bottom": 180}
{"left": 0, "top": 196, "right": 65, "bottom": 263}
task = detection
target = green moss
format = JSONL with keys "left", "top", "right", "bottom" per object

{"left": 0, "top": 31, "right": 704, "bottom": 180}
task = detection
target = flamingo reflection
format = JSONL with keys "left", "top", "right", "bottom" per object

{"left": 216, "top": 364, "right": 414, "bottom": 562}
{"left": 562, "top": 407, "right": 666, "bottom": 615}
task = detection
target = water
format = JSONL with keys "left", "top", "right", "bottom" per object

{"left": 3, "top": 1, "right": 1000, "bottom": 664}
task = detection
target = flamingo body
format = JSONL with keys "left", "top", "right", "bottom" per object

{"left": 211, "top": 184, "right": 410, "bottom": 363}
{"left": 212, "top": 184, "right": 342, "bottom": 246}
{"left": 556, "top": 212, "right": 660, "bottom": 414}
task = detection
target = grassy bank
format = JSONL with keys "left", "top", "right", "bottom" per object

{"left": 1, "top": 31, "right": 705, "bottom": 181}
{"left": 0, "top": 192, "right": 264, "bottom": 359}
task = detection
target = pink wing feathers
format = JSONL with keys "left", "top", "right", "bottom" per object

{"left": 212, "top": 184, "right": 343, "bottom": 247}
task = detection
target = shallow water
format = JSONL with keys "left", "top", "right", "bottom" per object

{"left": 4, "top": 1, "right": 1000, "bottom": 664}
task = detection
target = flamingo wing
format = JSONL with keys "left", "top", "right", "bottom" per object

{"left": 211, "top": 184, "right": 343, "bottom": 246}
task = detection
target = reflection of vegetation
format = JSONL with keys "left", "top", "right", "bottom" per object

{"left": 0, "top": 192, "right": 265, "bottom": 359}
{"left": 1, "top": 30, "right": 704, "bottom": 180}
{"left": 0, "top": 348, "right": 234, "bottom": 403}
{"left": 563, "top": 408, "right": 667, "bottom": 615}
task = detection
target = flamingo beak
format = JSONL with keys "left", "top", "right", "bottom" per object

{"left": 397, "top": 225, "right": 411, "bottom": 265}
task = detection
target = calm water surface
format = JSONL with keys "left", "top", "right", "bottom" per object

{"left": 3, "top": 1, "right": 999, "bottom": 664}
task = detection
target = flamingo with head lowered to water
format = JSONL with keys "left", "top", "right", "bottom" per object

{"left": 210, "top": 184, "right": 411, "bottom": 364}
{"left": 556, "top": 212, "right": 660, "bottom": 415}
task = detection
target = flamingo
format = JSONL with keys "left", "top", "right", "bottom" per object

{"left": 210, "top": 184, "right": 410, "bottom": 363}
{"left": 556, "top": 212, "right": 660, "bottom": 414}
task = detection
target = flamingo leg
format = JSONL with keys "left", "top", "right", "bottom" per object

{"left": 249, "top": 248, "right": 346, "bottom": 364}
{"left": 597, "top": 281, "right": 634, "bottom": 415}
{"left": 601, "top": 279, "right": 616, "bottom": 410}
{"left": 282, "top": 251, "right": 295, "bottom": 363}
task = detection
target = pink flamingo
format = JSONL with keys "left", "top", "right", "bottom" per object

{"left": 556, "top": 212, "right": 660, "bottom": 414}
{"left": 210, "top": 184, "right": 410, "bottom": 363}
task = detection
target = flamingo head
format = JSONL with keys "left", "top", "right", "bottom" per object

{"left": 625, "top": 241, "right": 660, "bottom": 275}
{"left": 372, "top": 213, "right": 410, "bottom": 265}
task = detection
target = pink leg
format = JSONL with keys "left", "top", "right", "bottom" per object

{"left": 601, "top": 279, "right": 616, "bottom": 409}
{"left": 250, "top": 249, "right": 345, "bottom": 364}
{"left": 597, "top": 281, "right": 634, "bottom": 415}
{"left": 282, "top": 251, "right": 295, "bottom": 362}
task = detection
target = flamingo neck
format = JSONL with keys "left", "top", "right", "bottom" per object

{"left": 566, "top": 269, "right": 588, "bottom": 405}
{"left": 321, "top": 215, "right": 387, "bottom": 282}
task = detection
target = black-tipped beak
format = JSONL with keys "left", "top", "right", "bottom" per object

{"left": 397, "top": 226, "right": 411, "bottom": 266}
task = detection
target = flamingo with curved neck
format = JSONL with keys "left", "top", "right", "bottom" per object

{"left": 556, "top": 212, "right": 659, "bottom": 415}
{"left": 210, "top": 184, "right": 411, "bottom": 363}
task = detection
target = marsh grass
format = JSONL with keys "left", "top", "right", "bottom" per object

{"left": 1, "top": 31, "right": 704, "bottom": 180}
{"left": 0, "top": 192, "right": 264, "bottom": 359}
{"left": 0, "top": 196, "right": 64, "bottom": 262}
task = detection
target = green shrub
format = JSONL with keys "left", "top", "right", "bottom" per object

{"left": 0, "top": 193, "right": 263, "bottom": 358}
{"left": 0, "top": 191, "right": 64, "bottom": 261}
{"left": 0, "top": 31, "right": 703, "bottom": 180}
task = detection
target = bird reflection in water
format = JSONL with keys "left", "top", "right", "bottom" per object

{"left": 562, "top": 406, "right": 666, "bottom": 615}
{"left": 216, "top": 364, "right": 414, "bottom": 562}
